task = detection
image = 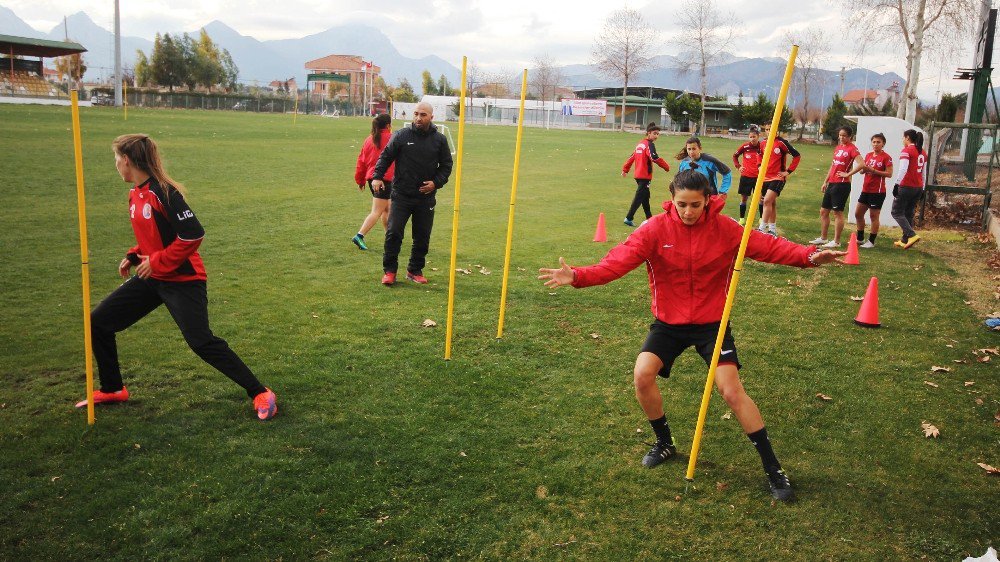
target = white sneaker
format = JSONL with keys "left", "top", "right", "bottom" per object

{"left": 808, "top": 237, "right": 828, "bottom": 245}
{"left": 860, "top": 240, "right": 875, "bottom": 249}
{"left": 821, "top": 240, "right": 841, "bottom": 248}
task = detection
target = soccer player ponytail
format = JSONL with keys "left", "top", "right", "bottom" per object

{"left": 646, "top": 122, "right": 661, "bottom": 133}
{"left": 371, "top": 113, "right": 391, "bottom": 148}
{"left": 904, "top": 129, "right": 924, "bottom": 153}
{"left": 112, "top": 134, "right": 187, "bottom": 201}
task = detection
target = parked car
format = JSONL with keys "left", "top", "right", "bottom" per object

{"left": 91, "top": 93, "right": 114, "bottom": 106}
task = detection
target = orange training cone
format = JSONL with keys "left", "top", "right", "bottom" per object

{"left": 854, "top": 276, "right": 881, "bottom": 328}
{"left": 844, "top": 232, "right": 860, "bottom": 265}
{"left": 593, "top": 212, "right": 607, "bottom": 242}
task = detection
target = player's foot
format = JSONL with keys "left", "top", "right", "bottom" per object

{"left": 808, "top": 237, "right": 828, "bottom": 245}
{"left": 75, "top": 386, "right": 129, "bottom": 408}
{"left": 381, "top": 272, "right": 396, "bottom": 286}
{"left": 821, "top": 240, "right": 841, "bottom": 248}
{"left": 765, "top": 467, "right": 795, "bottom": 502}
{"left": 623, "top": 218, "right": 636, "bottom": 227}
{"left": 406, "top": 271, "right": 428, "bottom": 284}
{"left": 641, "top": 440, "right": 677, "bottom": 468}
{"left": 860, "top": 240, "right": 875, "bottom": 249}
{"left": 352, "top": 234, "right": 367, "bottom": 250}
{"left": 903, "top": 234, "right": 921, "bottom": 249}
{"left": 253, "top": 388, "right": 277, "bottom": 421}
{"left": 767, "top": 228, "right": 778, "bottom": 237}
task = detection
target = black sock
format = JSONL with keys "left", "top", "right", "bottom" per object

{"left": 747, "top": 427, "right": 781, "bottom": 472}
{"left": 739, "top": 203, "right": 746, "bottom": 219}
{"left": 356, "top": 232, "right": 364, "bottom": 239}
{"left": 857, "top": 229, "right": 865, "bottom": 241}
{"left": 869, "top": 232, "right": 877, "bottom": 243}
{"left": 649, "top": 415, "right": 673, "bottom": 445}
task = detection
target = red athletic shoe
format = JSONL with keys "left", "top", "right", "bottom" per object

{"left": 381, "top": 272, "right": 396, "bottom": 285}
{"left": 75, "top": 386, "right": 129, "bottom": 408}
{"left": 406, "top": 271, "right": 428, "bottom": 284}
{"left": 253, "top": 388, "right": 277, "bottom": 421}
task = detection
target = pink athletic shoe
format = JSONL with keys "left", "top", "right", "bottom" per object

{"left": 253, "top": 388, "right": 277, "bottom": 421}
{"left": 75, "top": 386, "right": 129, "bottom": 408}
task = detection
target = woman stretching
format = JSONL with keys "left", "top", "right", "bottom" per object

{"left": 539, "top": 170, "right": 844, "bottom": 501}
{"left": 78, "top": 134, "right": 277, "bottom": 421}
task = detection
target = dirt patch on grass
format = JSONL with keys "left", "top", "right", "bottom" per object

{"left": 921, "top": 230, "right": 1000, "bottom": 319}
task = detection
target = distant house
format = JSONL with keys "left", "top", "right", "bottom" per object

{"left": 843, "top": 83, "right": 901, "bottom": 109}
{"left": 304, "top": 54, "right": 380, "bottom": 107}
{"left": 267, "top": 78, "right": 297, "bottom": 94}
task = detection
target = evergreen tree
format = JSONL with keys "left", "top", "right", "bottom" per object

{"left": 437, "top": 74, "right": 455, "bottom": 96}
{"left": 822, "top": 94, "right": 851, "bottom": 141}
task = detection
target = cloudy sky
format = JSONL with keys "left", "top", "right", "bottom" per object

{"left": 5, "top": 0, "right": 984, "bottom": 99}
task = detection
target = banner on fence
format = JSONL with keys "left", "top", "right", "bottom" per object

{"left": 561, "top": 99, "right": 607, "bottom": 116}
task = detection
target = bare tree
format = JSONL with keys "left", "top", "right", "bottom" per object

{"left": 530, "top": 54, "right": 566, "bottom": 127}
{"left": 592, "top": 8, "right": 658, "bottom": 131}
{"left": 672, "top": 0, "right": 739, "bottom": 136}
{"left": 782, "top": 27, "right": 829, "bottom": 140}
{"left": 841, "top": 0, "right": 980, "bottom": 123}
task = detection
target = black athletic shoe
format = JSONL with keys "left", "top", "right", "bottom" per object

{"left": 641, "top": 440, "right": 677, "bottom": 468}
{"left": 766, "top": 468, "right": 795, "bottom": 502}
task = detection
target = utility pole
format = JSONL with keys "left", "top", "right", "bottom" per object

{"left": 114, "top": 0, "right": 122, "bottom": 107}
{"left": 840, "top": 66, "right": 846, "bottom": 98}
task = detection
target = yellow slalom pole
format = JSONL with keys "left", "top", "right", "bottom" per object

{"left": 444, "top": 56, "right": 469, "bottom": 360}
{"left": 293, "top": 93, "right": 299, "bottom": 125}
{"left": 496, "top": 69, "right": 528, "bottom": 339}
{"left": 70, "top": 90, "right": 96, "bottom": 425}
{"left": 685, "top": 45, "right": 799, "bottom": 483}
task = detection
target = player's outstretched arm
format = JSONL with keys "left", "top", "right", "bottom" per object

{"left": 538, "top": 257, "right": 575, "bottom": 288}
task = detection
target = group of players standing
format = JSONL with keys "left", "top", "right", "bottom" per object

{"left": 621, "top": 122, "right": 928, "bottom": 249}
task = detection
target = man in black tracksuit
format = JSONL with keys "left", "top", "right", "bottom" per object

{"left": 371, "top": 102, "right": 453, "bottom": 285}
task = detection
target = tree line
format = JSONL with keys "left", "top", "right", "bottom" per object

{"left": 134, "top": 30, "right": 238, "bottom": 93}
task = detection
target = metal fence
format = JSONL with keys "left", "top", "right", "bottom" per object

{"left": 122, "top": 91, "right": 363, "bottom": 115}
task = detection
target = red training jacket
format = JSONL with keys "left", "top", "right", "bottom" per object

{"left": 622, "top": 138, "right": 670, "bottom": 180}
{"left": 733, "top": 141, "right": 763, "bottom": 178}
{"left": 572, "top": 197, "right": 817, "bottom": 324}
{"left": 126, "top": 178, "right": 206, "bottom": 282}
{"left": 354, "top": 129, "right": 396, "bottom": 185}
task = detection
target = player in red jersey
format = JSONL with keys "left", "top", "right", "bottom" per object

{"left": 622, "top": 122, "right": 671, "bottom": 226}
{"left": 539, "top": 170, "right": 844, "bottom": 502}
{"left": 854, "top": 133, "right": 893, "bottom": 248}
{"left": 352, "top": 113, "right": 395, "bottom": 250}
{"left": 77, "top": 134, "right": 277, "bottom": 421}
{"left": 758, "top": 134, "right": 800, "bottom": 236}
{"left": 890, "top": 129, "right": 927, "bottom": 248}
{"left": 733, "top": 124, "right": 764, "bottom": 226}
{"left": 810, "top": 126, "right": 863, "bottom": 248}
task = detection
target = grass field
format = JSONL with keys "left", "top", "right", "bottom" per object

{"left": 0, "top": 104, "right": 997, "bottom": 560}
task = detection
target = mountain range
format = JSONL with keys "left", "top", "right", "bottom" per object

{"left": 1, "top": 5, "right": 905, "bottom": 108}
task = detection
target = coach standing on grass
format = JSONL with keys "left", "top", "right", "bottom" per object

{"left": 371, "top": 102, "right": 453, "bottom": 286}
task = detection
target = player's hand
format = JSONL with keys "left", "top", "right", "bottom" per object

{"left": 812, "top": 250, "right": 847, "bottom": 265}
{"left": 136, "top": 255, "right": 152, "bottom": 279}
{"left": 538, "top": 257, "right": 575, "bottom": 288}
{"left": 358, "top": 183, "right": 365, "bottom": 191}
{"left": 836, "top": 171, "right": 850, "bottom": 178}
{"left": 118, "top": 258, "right": 133, "bottom": 279}
{"left": 371, "top": 179, "right": 384, "bottom": 193}
{"left": 778, "top": 171, "right": 789, "bottom": 179}
{"left": 621, "top": 171, "right": 627, "bottom": 177}
{"left": 418, "top": 180, "right": 436, "bottom": 194}
{"left": 821, "top": 182, "right": 828, "bottom": 192}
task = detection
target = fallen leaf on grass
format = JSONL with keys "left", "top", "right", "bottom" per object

{"left": 946, "top": 344, "right": 954, "bottom": 348}
{"left": 913, "top": 265, "right": 923, "bottom": 271}
{"left": 134, "top": 443, "right": 141, "bottom": 449}
{"left": 589, "top": 333, "right": 601, "bottom": 339}
{"left": 978, "top": 348, "right": 999, "bottom": 356}
{"left": 716, "top": 482, "right": 729, "bottom": 491}
{"left": 816, "top": 393, "right": 833, "bottom": 401}
{"left": 953, "top": 359, "right": 967, "bottom": 363}
{"left": 459, "top": 451, "right": 467, "bottom": 457}
{"left": 376, "top": 515, "right": 390, "bottom": 524}
{"left": 431, "top": 267, "right": 439, "bottom": 271}
{"left": 924, "top": 381, "right": 939, "bottom": 388}
{"left": 721, "top": 412, "right": 732, "bottom": 420}
{"left": 931, "top": 282, "right": 938, "bottom": 287}
{"left": 930, "top": 366, "right": 952, "bottom": 373}
{"left": 964, "top": 300, "right": 973, "bottom": 305}
{"left": 979, "top": 356, "right": 992, "bottom": 363}
{"left": 974, "top": 398, "right": 983, "bottom": 405}
{"left": 921, "top": 422, "right": 940, "bottom": 438}
{"left": 311, "top": 314, "right": 319, "bottom": 318}
{"left": 965, "top": 381, "right": 975, "bottom": 386}
{"left": 976, "top": 463, "right": 1000, "bottom": 475}
{"left": 536, "top": 486, "right": 548, "bottom": 499}
{"left": 50, "top": 476, "right": 61, "bottom": 482}
{"left": 995, "top": 411, "right": 1000, "bottom": 423}
{"left": 478, "top": 267, "right": 491, "bottom": 275}
{"left": 421, "top": 319, "right": 437, "bottom": 328}
{"left": 456, "top": 268, "right": 471, "bottom": 275}
{"left": 674, "top": 495, "right": 682, "bottom": 502}
{"left": 548, "top": 292, "right": 557, "bottom": 296}
{"left": 849, "top": 295, "right": 864, "bottom": 302}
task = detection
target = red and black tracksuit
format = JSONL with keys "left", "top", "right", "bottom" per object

{"left": 622, "top": 138, "right": 670, "bottom": 221}
{"left": 90, "top": 178, "right": 266, "bottom": 398}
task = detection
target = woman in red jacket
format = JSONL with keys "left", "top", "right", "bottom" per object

{"left": 78, "top": 134, "right": 276, "bottom": 420}
{"left": 621, "top": 122, "right": 670, "bottom": 226}
{"left": 352, "top": 113, "right": 395, "bottom": 250}
{"left": 539, "top": 170, "right": 843, "bottom": 501}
